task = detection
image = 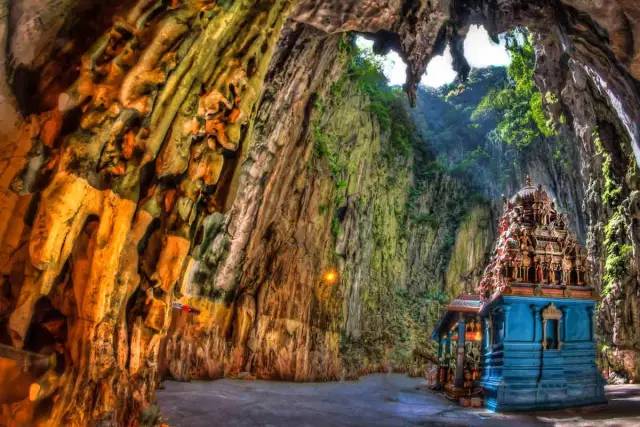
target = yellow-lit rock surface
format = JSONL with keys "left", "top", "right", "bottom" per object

{"left": 0, "top": 1, "right": 294, "bottom": 424}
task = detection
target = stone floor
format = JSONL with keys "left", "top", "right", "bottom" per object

{"left": 157, "top": 373, "right": 640, "bottom": 427}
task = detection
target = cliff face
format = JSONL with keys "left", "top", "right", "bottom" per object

{"left": 162, "top": 35, "right": 453, "bottom": 382}
{"left": 161, "top": 24, "right": 348, "bottom": 384}
{"left": 1, "top": 0, "right": 640, "bottom": 425}
{"left": 533, "top": 26, "right": 640, "bottom": 382}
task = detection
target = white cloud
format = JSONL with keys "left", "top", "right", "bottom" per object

{"left": 420, "top": 46, "right": 457, "bottom": 88}
{"left": 464, "top": 25, "right": 511, "bottom": 68}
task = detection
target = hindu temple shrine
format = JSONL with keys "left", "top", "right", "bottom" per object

{"left": 432, "top": 178, "right": 606, "bottom": 411}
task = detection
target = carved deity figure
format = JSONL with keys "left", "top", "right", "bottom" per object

{"left": 536, "top": 261, "right": 544, "bottom": 284}
{"left": 514, "top": 253, "right": 524, "bottom": 281}
{"left": 575, "top": 255, "right": 585, "bottom": 285}
{"left": 562, "top": 255, "right": 573, "bottom": 285}
{"left": 522, "top": 253, "right": 532, "bottom": 282}
{"left": 551, "top": 257, "right": 562, "bottom": 285}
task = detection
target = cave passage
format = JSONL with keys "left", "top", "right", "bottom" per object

{"left": 2, "top": 1, "right": 640, "bottom": 426}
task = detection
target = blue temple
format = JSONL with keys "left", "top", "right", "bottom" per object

{"left": 480, "top": 295, "right": 606, "bottom": 411}
{"left": 430, "top": 177, "right": 606, "bottom": 411}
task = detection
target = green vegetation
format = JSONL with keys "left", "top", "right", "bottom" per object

{"left": 592, "top": 128, "right": 633, "bottom": 297}
{"left": 412, "top": 212, "right": 439, "bottom": 228}
{"left": 331, "top": 41, "right": 414, "bottom": 156}
{"left": 473, "top": 29, "right": 556, "bottom": 148}
{"left": 321, "top": 36, "right": 451, "bottom": 374}
{"left": 412, "top": 66, "right": 518, "bottom": 184}
{"left": 313, "top": 36, "right": 419, "bottom": 240}
{"left": 312, "top": 97, "right": 343, "bottom": 180}
{"left": 602, "top": 207, "right": 632, "bottom": 296}
{"left": 340, "top": 287, "right": 447, "bottom": 374}
{"left": 311, "top": 85, "right": 346, "bottom": 238}
{"left": 593, "top": 130, "right": 623, "bottom": 206}
{"left": 314, "top": 37, "right": 417, "bottom": 173}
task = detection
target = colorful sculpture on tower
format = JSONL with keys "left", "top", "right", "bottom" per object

{"left": 477, "top": 176, "right": 591, "bottom": 300}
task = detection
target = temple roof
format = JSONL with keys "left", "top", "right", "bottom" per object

{"left": 447, "top": 294, "right": 482, "bottom": 313}
{"left": 476, "top": 177, "right": 594, "bottom": 300}
{"left": 431, "top": 294, "right": 482, "bottom": 339}
{"left": 510, "top": 175, "right": 537, "bottom": 202}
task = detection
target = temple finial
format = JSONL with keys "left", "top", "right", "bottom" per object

{"left": 525, "top": 175, "right": 531, "bottom": 186}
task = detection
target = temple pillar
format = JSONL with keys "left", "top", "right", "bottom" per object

{"left": 503, "top": 306, "right": 511, "bottom": 342}
{"left": 455, "top": 316, "right": 466, "bottom": 388}
{"left": 586, "top": 306, "right": 594, "bottom": 342}
{"left": 532, "top": 305, "right": 541, "bottom": 344}
{"left": 482, "top": 317, "right": 490, "bottom": 351}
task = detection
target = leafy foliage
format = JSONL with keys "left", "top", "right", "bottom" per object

{"left": 340, "top": 287, "right": 447, "bottom": 374}
{"left": 602, "top": 207, "right": 632, "bottom": 296}
{"left": 414, "top": 67, "right": 512, "bottom": 184}
{"left": 593, "top": 130, "right": 623, "bottom": 207}
{"left": 341, "top": 48, "right": 414, "bottom": 155}
{"left": 591, "top": 128, "right": 634, "bottom": 297}
{"left": 473, "top": 29, "right": 556, "bottom": 148}
{"left": 313, "top": 37, "right": 419, "bottom": 242}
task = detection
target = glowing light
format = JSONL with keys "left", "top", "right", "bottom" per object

{"left": 322, "top": 269, "right": 339, "bottom": 285}
{"left": 465, "top": 331, "right": 482, "bottom": 342}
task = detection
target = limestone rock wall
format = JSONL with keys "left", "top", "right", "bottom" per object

{"left": 162, "top": 24, "right": 348, "bottom": 383}
{"left": 444, "top": 205, "right": 494, "bottom": 297}
{"left": 163, "top": 33, "right": 449, "bottom": 382}
{"left": 319, "top": 76, "right": 440, "bottom": 377}
{"left": 0, "top": 1, "right": 296, "bottom": 424}
{"left": 534, "top": 27, "right": 640, "bottom": 381}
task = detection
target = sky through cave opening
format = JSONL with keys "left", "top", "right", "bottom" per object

{"left": 355, "top": 25, "right": 511, "bottom": 88}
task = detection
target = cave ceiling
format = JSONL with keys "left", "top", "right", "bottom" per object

{"left": 8, "top": 1, "right": 639, "bottom": 160}
{"left": 292, "top": 0, "right": 640, "bottom": 162}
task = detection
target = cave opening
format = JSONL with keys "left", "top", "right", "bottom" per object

{"left": 0, "top": 1, "right": 640, "bottom": 425}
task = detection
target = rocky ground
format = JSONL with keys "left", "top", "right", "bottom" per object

{"left": 157, "top": 374, "right": 640, "bottom": 427}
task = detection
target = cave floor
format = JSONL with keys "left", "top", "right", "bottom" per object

{"left": 157, "top": 373, "right": 640, "bottom": 427}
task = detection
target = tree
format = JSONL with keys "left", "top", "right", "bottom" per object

{"left": 472, "top": 28, "right": 556, "bottom": 148}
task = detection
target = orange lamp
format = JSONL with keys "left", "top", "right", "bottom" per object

{"left": 322, "top": 269, "right": 339, "bottom": 285}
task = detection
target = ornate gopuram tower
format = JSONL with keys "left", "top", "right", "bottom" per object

{"left": 477, "top": 177, "right": 606, "bottom": 411}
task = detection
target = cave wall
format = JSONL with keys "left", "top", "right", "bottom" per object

{"left": 162, "top": 29, "right": 452, "bottom": 382}
{"left": 533, "top": 20, "right": 640, "bottom": 380}
{"left": 162, "top": 23, "right": 348, "bottom": 383}
{"left": 1, "top": 0, "right": 640, "bottom": 425}
{"left": 0, "top": 1, "right": 297, "bottom": 424}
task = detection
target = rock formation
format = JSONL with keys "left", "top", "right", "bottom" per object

{"left": 0, "top": 0, "right": 639, "bottom": 425}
